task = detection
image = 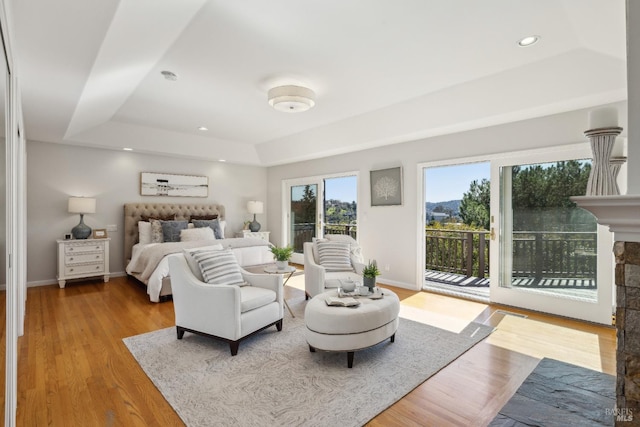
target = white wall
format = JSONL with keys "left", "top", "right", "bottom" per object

{"left": 27, "top": 141, "right": 267, "bottom": 284}
{"left": 266, "top": 102, "right": 628, "bottom": 290}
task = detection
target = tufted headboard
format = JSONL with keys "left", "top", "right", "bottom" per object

{"left": 123, "top": 203, "right": 225, "bottom": 265}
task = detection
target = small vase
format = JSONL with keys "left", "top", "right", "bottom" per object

{"left": 363, "top": 276, "right": 376, "bottom": 290}
{"left": 276, "top": 260, "right": 289, "bottom": 271}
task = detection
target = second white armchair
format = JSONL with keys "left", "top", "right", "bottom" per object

{"left": 303, "top": 235, "right": 365, "bottom": 299}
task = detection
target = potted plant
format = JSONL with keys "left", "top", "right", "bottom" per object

{"left": 270, "top": 245, "right": 294, "bottom": 271}
{"left": 362, "top": 260, "right": 380, "bottom": 290}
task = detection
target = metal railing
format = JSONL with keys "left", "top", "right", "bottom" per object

{"left": 425, "top": 229, "right": 597, "bottom": 280}
{"left": 291, "top": 223, "right": 357, "bottom": 253}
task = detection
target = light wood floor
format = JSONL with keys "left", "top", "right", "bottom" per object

{"left": 3, "top": 274, "right": 616, "bottom": 426}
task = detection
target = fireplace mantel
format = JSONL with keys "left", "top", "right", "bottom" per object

{"left": 571, "top": 195, "right": 640, "bottom": 243}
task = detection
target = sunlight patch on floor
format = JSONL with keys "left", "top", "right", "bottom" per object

{"left": 486, "top": 315, "right": 611, "bottom": 374}
{"left": 399, "top": 292, "right": 488, "bottom": 333}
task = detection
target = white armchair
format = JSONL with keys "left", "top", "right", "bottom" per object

{"left": 303, "top": 235, "right": 365, "bottom": 299}
{"left": 168, "top": 254, "right": 283, "bottom": 356}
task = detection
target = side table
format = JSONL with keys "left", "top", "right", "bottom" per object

{"left": 263, "top": 265, "right": 297, "bottom": 318}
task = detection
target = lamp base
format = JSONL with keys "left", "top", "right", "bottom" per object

{"left": 71, "top": 214, "right": 92, "bottom": 239}
{"left": 249, "top": 219, "right": 261, "bottom": 232}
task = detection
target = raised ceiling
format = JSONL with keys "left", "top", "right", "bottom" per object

{"left": 11, "top": 0, "right": 626, "bottom": 166}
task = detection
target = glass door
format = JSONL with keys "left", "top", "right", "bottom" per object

{"left": 285, "top": 174, "right": 358, "bottom": 264}
{"left": 288, "top": 183, "right": 320, "bottom": 264}
{"left": 490, "top": 152, "right": 614, "bottom": 324}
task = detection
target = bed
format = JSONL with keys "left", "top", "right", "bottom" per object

{"left": 124, "top": 203, "right": 275, "bottom": 302}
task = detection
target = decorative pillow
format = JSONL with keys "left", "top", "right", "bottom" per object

{"left": 160, "top": 220, "right": 189, "bottom": 243}
{"left": 192, "top": 219, "right": 224, "bottom": 239}
{"left": 138, "top": 221, "right": 152, "bottom": 245}
{"left": 312, "top": 237, "right": 328, "bottom": 263}
{"left": 150, "top": 219, "right": 164, "bottom": 243}
{"left": 317, "top": 241, "right": 354, "bottom": 272}
{"left": 141, "top": 214, "right": 175, "bottom": 222}
{"left": 189, "top": 214, "right": 218, "bottom": 221}
{"left": 326, "top": 234, "right": 364, "bottom": 264}
{"left": 183, "top": 244, "right": 224, "bottom": 281}
{"left": 180, "top": 227, "right": 215, "bottom": 242}
{"left": 192, "top": 249, "right": 244, "bottom": 286}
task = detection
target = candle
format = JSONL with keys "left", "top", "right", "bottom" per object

{"left": 611, "top": 138, "right": 626, "bottom": 157}
{"left": 588, "top": 107, "right": 618, "bottom": 129}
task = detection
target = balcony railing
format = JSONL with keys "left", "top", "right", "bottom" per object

{"left": 425, "top": 229, "right": 597, "bottom": 282}
{"left": 291, "top": 223, "right": 357, "bottom": 253}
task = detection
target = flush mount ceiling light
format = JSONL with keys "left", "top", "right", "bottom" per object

{"left": 161, "top": 70, "right": 178, "bottom": 81}
{"left": 518, "top": 35, "right": 540, "bottom": 47}
{"left": 198, "top": 126, "right": 208, "bottom": 131}
{"left": 268, "top": 85, "right": 315, "bottom": 113}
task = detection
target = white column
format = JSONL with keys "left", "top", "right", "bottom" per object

{"left": 627, "top": 0, "right": 640, "bottom": 194}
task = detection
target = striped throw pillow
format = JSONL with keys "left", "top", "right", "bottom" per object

{"left": 192, "top": 249, "right": 244, "bottom": 286}
{"left": 317, "top": 241, "right": 354, "bottom": 272}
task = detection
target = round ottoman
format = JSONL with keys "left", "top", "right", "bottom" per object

{"left": 304, "top": 288, "right": 400, "bottom": 368}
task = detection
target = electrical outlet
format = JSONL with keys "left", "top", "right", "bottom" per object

{"left": 106, "top": 224, "right": 118, "bottom": 232}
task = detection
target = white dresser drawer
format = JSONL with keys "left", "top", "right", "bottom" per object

{"left": 64, "top": 263, "right": 104, "bottom": 276}
{"left": 64, "top": 241, "right": 104, "bottom": 255}
{"left": 65, "top": 252, "right": 104, "bottom": 265}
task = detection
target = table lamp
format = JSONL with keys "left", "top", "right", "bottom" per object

{"left": 247, "top": 201, "right": 263, "bottom": 232}
{"left": 68, "top": 197, "right": 96, "bottom": 239}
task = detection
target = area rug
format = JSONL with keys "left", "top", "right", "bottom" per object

{"left": 124, "top": 299, "right": 494, "bottom": 427}
{"left": 489, "top": 358, "right": 616, "bottom": 427}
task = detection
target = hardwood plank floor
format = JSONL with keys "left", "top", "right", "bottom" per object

{"left": 2, "top": 275, "right": 616, "bottom": 426}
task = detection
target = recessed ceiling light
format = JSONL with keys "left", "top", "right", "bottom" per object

{"left": 219, "top": 159, "right": 226, "bottom": 162}
{"left": 198, "top": 126, "right": 208, "bottom": 131}
{"left": 123, "top": 147, "right": 133, "bottom": 151}
{"left": 518, "top": 35, "right": 540, "bottom": 47}
{"left": 161, "top": 70, "right": 178, "bottom": 81}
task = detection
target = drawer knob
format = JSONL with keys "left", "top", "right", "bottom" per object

{"left": 96, "top": 255, "right": 100, "bottom": 259}
{"left": 69, "top": 257, "right": 74, "bottom": 261}
{"left": 96, "top": 266, "right": 100, "bottom": 270}
{"left": 69, "top": 248, "right": 74, "bottom": 251}
{"left": 69, "top": 268, "right": 74, "bottom": 272}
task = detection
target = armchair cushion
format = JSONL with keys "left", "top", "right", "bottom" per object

{"left": 192, "top": 249, "right": 244, "bottom": 286}
{"left": 316, "top": 241, "right": 353, "bottom": 272}
{"left": 240, "top": 286, "right": 276, "bottom": 313}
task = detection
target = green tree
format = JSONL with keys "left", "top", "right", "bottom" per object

{"left": 459, "top": 179, "right": 490, "bottom": 230}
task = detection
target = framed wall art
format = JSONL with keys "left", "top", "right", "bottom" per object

{"left": 140, "top": 172, "right": 209, "bottom": 197}
{"left": 370, "top": 166, "right": 403, "bottom": 206}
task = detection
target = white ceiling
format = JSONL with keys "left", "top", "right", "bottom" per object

{"left": 10, "top": 0, "right": 627, "bottom": 166}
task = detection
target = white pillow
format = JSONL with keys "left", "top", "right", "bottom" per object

{"left": 138, "top": 221, "right": 151, "bottom": 245}
{"left": 180, "top": 227, "right": 215, "bottom": 242}
{"left": 192, "top": 249, "right": 244, "bottom": 286}
{"left": 219, "top": 220, "right": 227, "bottom": 238}
{"left": 317, "top": 241, "right": 354, "bottom": 272}
{"left": 182, "top": 244, "right": 224, "bottom": 281}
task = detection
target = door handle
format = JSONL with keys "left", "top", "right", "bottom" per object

{"left": 490, "top": 228, "right": 496, "bottom": 241}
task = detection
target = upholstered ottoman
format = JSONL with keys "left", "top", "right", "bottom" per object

{"left": 304, "top": 288, "right": 400, "bottom": 368}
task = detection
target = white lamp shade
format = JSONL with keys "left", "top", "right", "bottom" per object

{"left": 247, "top": 201, "right": 264, "bottom": 214}
{"left": 68, "top": 197, "right": 96, "bottom": 214}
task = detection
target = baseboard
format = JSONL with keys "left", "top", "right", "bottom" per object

{"left": 376, "top": 277, "right": 420, "bottom": 291}
{"left": 26, "top": 271, "right": 128, "bottom": 288}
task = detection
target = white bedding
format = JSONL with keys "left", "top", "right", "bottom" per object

{"left": 126, "top": 239, "right": 275, "bottom": 302}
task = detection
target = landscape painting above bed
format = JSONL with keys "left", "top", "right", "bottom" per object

{"left": 140, "top": 172, "right": 208, "bottom": 197}
{"left": 123, "top": 203, "right": 275, "bottom": 302}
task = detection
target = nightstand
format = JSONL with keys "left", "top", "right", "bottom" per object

{"left": 57, "top": 238, "right": 110, "bottom": 288}
{"left": 236, "top": 230, "right": 270, "bottom": 242}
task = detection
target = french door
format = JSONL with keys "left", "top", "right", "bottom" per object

{"left": 489, "top": 146, "right": 613, "bottom": 324}
{"left": 284, "top": 173, "right": 358, "bottom": 264}
{"left": 420, "top": 145, "right": 614, "bottom": 324}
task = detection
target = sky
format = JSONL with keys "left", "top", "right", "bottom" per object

{"left": 291, "top": 164, "right": 489, "bottom": 205}
{"left": 424, "top": 162, "right": 490, "bottom": 203}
